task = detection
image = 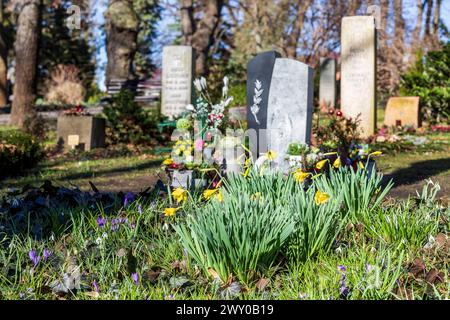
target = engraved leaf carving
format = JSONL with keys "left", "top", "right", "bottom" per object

{"left": 251, "top": 79, "right": 263, "bottom": 125}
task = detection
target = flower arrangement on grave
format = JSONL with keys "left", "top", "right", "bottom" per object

{"left": 313, "top": 108, "right": 361, "bottom": 155}
{"left": 63, "top": 104, "right": 91, "bottom": 116}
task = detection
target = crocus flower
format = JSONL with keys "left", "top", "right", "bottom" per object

{"left": 92, "top": 281, "right": 99, "bottom": 292}
{"left": 138, "top": 205, "right": 143, "bottom": 215}
{"left": 43, "top": 249, "right": 52, "bottom": 261}
{"left": 132, "top": 272, "right": 139, "bottom": 286}
{"left": 124, "top": 192, "right": 135, "bottom": 207}
{"left": 97, "top": 216, "right": 107, "bottom": 228}
{"left": 28, "top": 250, "right": 40, "bottom": 267}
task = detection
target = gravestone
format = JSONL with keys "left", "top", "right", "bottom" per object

{"left": 246, "top": 52, "right": 314, "bottom": 168}
{"left": 319, "top": 58, "right": 336, "bottom": 109}
{"left": 246, "top": 51, "right": 281, "bottom": 160}
{"left": 57, "top": 116, "right": 105, "bottom": 151}
{"left": 266, "top": 58, "right": 314, "bottom": 170}
{"left": 341, "top": 16, "right": 377, "bottom": 137}
{"left": 161, "top": 46, "right": 194, "bottom": 118}
{"left": 384, "top": 96, "right": 421, "bottom": 127}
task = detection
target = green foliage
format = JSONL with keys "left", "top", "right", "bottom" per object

{"left": 175, "top": 172, "right": 297, "bottom": 284}
{"left": 0, "top": 129, "right": 44, "bottom": 178}
{"left": 103, "top": 89, "right": 162, "bottom": 145}
{"left": 227, "top": 83, "right": 247, "bottom": 107}
{"left": 286, "top": 185, "right": 344, "bottom": 262}
{"left": 314, "top": 165, "right": 393, "bottom": 221}
{"left": 399, "top": 43, "right": 450, "bottom": 124}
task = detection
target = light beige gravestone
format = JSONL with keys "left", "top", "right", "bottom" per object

{"left": 384, "top": 96, "right": 420, "bottom": 127}
{"left": 161, "top": 46, "right": 195, "bottom": 118}
{"left": 341, "top": 16, "right": 377, "bottom": 137}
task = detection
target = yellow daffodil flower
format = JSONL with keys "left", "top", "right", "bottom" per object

{"left": 293, "top": 169, "right": 311, "bottom": 183}
{"left": 172, "top": 188, "right": 188, "bottom": 204}
{"left": 369, "top": 151, "right": 382, "bottom": 156}
{"left": 203, "top": 188, "right": 223, "bottom": 202}
{"left": 162, "top": 158, "right": 173, "bottom": 166}
{"left": 315, "top": 190, "right": 331, "bottom": 205}
{"left": 333, "top": 157, "right": 341, "bottom": 169}
{"left": 358, "top": 161, "right": 365, "bottom": 170}
{"left": 266, "top": 150, "right": 278, "bottom": 161}
{"left": 315, "top": 159, "right": 328, "bottom": 170}
{"left": 164, "top": 207, "right": 178, "bottom": 217}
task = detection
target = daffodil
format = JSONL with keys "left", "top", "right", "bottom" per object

{"left": 369, "top": 151, "right": 382, "bottom": 156}
{"left": 172, "top": 188, "right": 188, "bottom": 204}
{"left": 333, "top": 157, "right": 341, "bottom": 169}
{"left": 203, "top": 188, "right": 223, "bottom": 202}
{"left": 315, "top": 190, "right": 331, "bottom": 205}
{"left": 266, "top": 150, "right": 278, "bottom": 161}
{"left": 162, "top": 158, "right": 173, "bottom": 166}
{"left": 358, "top": 161, "right": 365, "bottom": 170}
{"left": 164, "top": 207, "right": 178, "bottom": 217}
{"left": 293, "top": 169, "right": 311, "bottom": 183}
{"left": 315, "top": 159, "right": 328, "bottom": 170}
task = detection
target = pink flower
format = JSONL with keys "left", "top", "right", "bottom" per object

{"left": 194, "top": 139, "right": 205, "bottom": 151}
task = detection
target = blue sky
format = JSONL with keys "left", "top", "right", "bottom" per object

{"left": 92, "top": 1, "right": 450, "bottom": 90}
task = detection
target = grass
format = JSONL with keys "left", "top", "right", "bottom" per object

{"left": 0, "top": 179, "right": 447, "bottom": 300}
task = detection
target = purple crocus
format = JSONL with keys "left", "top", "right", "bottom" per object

{"left": 338, "top": 265, "right": 350, "bottom": 299}
{"left": 28, "top": 250, "right": 40, "bottom": 267}
{"left": 43, "top": 249, "right": 52, "bottom": 261}
{"left": 124, "top": 192, "right": 135, "bottom": 207}
{"left": 97, "top": 216, "right": 107, "bottom": 228}
{"left": 131, "top": 272, "right": 139, "bottom": 286}
{"left": 92, "top": 281, "right": 100, "bottom": 293}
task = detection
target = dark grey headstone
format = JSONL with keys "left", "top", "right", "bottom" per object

{"left": 319, "top": 58, "right": 336, "bottom": 108}
{"left": 246, "top": 51, "right": 281, "bottom": 159}
{"left": 57, "top": 116, "right": 105, "bottom": 151}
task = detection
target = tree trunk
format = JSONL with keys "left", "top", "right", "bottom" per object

{"left": 0, "top": 0, "right": 7, "bottom": 107}
{"left": 10, "top": 0, "right": 41, "bottom": 127}
{"left": 105, "top": 0, "right": 139, "bottom": 85}
{"left": 432, "top": 0, "right": 441, "bottom": 46}
{"left": 180, "top": 0, "right": 194, "bottom": 45}
{"left": 424, "top": 0, "right": 433, "bottom": 42}
{"left": 180, "top": 0, "right": 224, "bottom": 76}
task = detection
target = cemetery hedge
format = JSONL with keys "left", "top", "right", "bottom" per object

{"left": 0, "top": 129, "right": 44, "bottom": 178}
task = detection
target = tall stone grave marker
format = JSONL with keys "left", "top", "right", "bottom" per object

{"left": 341, "top": 16, "right": 377, "bottom": 137}
{"left": 319, "top": 58, "right": 336, "bottom": 108}
{"left": 384, "top": 96, "right": 421, "bottom": 127}
{"left": 161, "top": 46, "right": 194, "bottom": 118}
{"left": 246, "top": 52, "right": 314, "bottom": 168}
{"left": 267, "top": 59, "right": 314, "bottom": 170}
{"left": 246, "top": 51, "right": 281, "bottom": 160}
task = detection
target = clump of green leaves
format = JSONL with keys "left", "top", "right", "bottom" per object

{"left": 174, "top": 186, "right": 295, "bottom": 285}
{"left": 314, "top": 165, "right": 393, "bottom": 221}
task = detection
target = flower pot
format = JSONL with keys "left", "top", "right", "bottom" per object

{"left": 170, "top": 169, "right": 195, "bottom": 189}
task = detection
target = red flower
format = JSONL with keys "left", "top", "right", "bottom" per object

{"left": 336, "top": 110, "right": 343, "bottom": 117}
{"left": 328, "top": 108, "right": 335, "bottom": 115}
